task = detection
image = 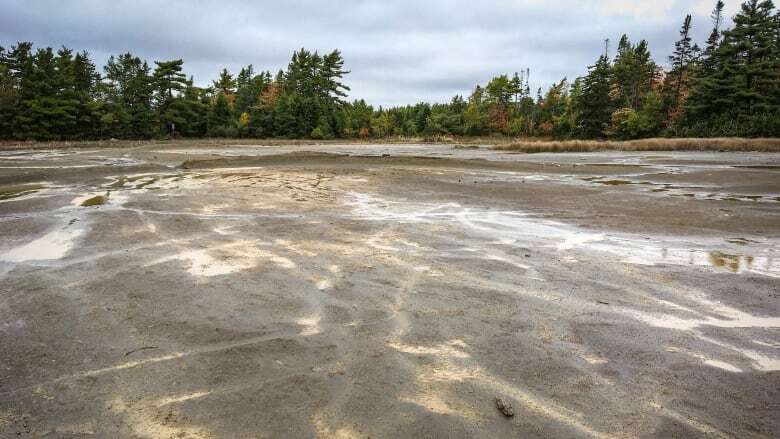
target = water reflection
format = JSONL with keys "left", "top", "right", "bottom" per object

{"left": 709, "top": 252, "right": 754, "bottom": 273}
{"left": 349, "top": 192, "right": 780, "bottom": 278}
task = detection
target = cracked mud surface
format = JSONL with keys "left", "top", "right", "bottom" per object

{"left": 1, "top": 143, "right": 779, "bottom": 438}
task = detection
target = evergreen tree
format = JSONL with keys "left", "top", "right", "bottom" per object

{"left": 318, "top": 50, "right": 350, "bottom": 104}
{"left": 510, "top": 72, "right": 522, "bottom": 103}
{"left": 725, "top": 0, "right": 779, "bottom": 114}
{"left": 685, "top": 1, "right": 727, "bottom": 121}
{"left": 153, "top": 60, "right": 187, "bottom": 104}
{"left": 573, "top": 55, "right": 614, "bottom": 138}
{"left": 13, "top": 47, "right": 81, "bottom": 139}
{"left": 612, "top": 36, "right": 659, "bottom": 110}
{"left": 235, "top": 66, "right": 268, "bottom": 115}
{"left": 702, "top": 1, "right": 726, "bottom": 74}
{"left": 664, "top": 15, "right": 700, "bottom": 123}
{"left": 207, "top": 93, "right": 234, "bottom": 136}
{"left": 158, "top": 76, "right": 208, "bottom": 138}
{"left": 0, "top": 46, "right": 18, "bottom": 138}
{"left": 213, "top": 68, "right": 236, "bottom": 95}
{"left": 537, "top": 78, "right": 570, "bottom": 136}
{"left": 686, "top": 0, "right": 779, "bottom": 133}
{"left": 153, "top": 59, "right": 188, "bottom": 135}
{"left": 71, "top": 51, "right": 101, "bottom": 138}
{"left": 103, "top": 53, "right": 157, "bottom": 138}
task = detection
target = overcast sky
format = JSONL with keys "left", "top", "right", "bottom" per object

{"left": 0, "top": 0, "right": 738, "bottom": 106}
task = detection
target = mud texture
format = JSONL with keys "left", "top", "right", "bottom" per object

{"left": 1, "top": 143, "right": 779, "bottom": 438}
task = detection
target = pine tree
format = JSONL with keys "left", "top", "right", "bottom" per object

{"left": 12, "top": 47, "right": 82, "bottom": 139}
{"left": 153, "top": 60, "right": 187, "bottom": 104}
{"left": 103, "top": 53, "right": 157, "bottom": 138}
{"left": 213, "top": 69, "right": 236, "bottom": 95}
{"left": 152, "top": 60, "right": 188, "bottom": 135}
{"left": 486, "top": 75, "right": 514, "bottom": 107}
{"left": 319, "top": 50, "right": 350, "bottom": 104}
{"left": 510, "top": 72, "right": 522, "bottom": 103}
{"left": 71, "top": 51, "right": 101, "bottom": 138}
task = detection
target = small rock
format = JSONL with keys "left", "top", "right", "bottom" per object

{"left": 495, "top": 397, "right": 514, "bottom": 417}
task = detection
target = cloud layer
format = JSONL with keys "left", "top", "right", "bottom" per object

{"left": 0, "top": 0, "right": 735, "bottom": 106}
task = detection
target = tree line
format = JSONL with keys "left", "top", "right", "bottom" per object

{"left": 1, "top": 0, "right": 778, "bottom": 141}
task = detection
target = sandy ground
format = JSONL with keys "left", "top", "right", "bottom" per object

{"left": 0, "top": 143, "right": 779, "bottom": 438}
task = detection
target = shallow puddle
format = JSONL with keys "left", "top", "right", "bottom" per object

{"left": 595, "top": 179, "right": 633, "bottom": 186}
{"left": 584, "top": 176, "right": 780, "bottom": 203}
{"left": 89, "top": 157, "right": 145, "bottom": 166}
{"left": 348, "top": 192, "right": 780, "bottom": 277}
{"left": 709, "top": 252, "right": 753, "bottom": 272}
{"left": 726, "top": 238, "right": 757, "bottom": 246}
{"left": 733, "top": 165, "right": 780, "bottom": 170}
{"left": 465, "top": 170, "right": 780, "bottom": 203}
{"left": 2, "top": 221, "right": 85, "bottom": 262}
{"left": 0, "top": 150, "right": 78, "bottom": 160}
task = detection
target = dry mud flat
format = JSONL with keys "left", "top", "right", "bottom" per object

{"left": 0, "top": 144, "right": 779, "bottom": 438}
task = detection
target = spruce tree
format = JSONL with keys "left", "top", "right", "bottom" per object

{"left": 612, "top": 36, "right": 659, "bottom": 110}
{"left": 573, "top": 55, "right": 614, "bottom": 138}
{"left": 686, "top": 0, "right": 779, "bottom": 131}
{"left": 235, "top": 66, "right": 268, "bottom": 115}
{"left": 664, "top": 15, "right": 700, "bottom": 123}
{"left": 725, "top": 0, "right": 779, "bottom": 114}
{"left": 685, "top": 1, "right": 727, "bottom": 121}
{"left": 0, "top": 46, "right": 17, "bottom": 138}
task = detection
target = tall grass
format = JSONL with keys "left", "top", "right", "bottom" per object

{"left": 3, "top": 136, "right": 780, "bottom": 152}
{"left": 492, "top": 138, "right": 780, "bottom": 153}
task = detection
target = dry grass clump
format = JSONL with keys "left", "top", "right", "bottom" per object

{"left": 0, "top": 183, "right": 45, "bottom": 200}
{"left": 80, "top": 194, "right": 108, "bottom": 207}
{"left": 493, "top": 138, "right": 780, "bottom": 153}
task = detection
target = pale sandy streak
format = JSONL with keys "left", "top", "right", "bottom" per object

{"left": 0, "top": 331, "right": 295, "bottom": 398}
